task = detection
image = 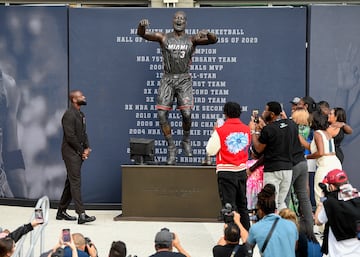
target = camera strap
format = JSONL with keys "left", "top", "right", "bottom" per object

{"left": 260, "top": 217, "right": 280, "bottom": 255}
{"left": 230, "top": 244, "right": 240, "bottom": 257}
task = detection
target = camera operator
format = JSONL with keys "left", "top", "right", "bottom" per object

{"left": 72, "top": 234, "right": 97, "bottom": 257}
{"left": 46, "top": 232, "right": 79, "bottom": 257}
{"left": 49, "top": 233, "right": 97, "bottom": 257}
{"left": 150, "top": 227, "right": 190, "bottom": 257}
{"left": 213, "top": 211, "right": 250, "bottom": 257}
{"left": 109, "top": 241, "right": 127, "bottom": 257}
{"left": 314, "top": 169, "right": 360, "bottom": 257}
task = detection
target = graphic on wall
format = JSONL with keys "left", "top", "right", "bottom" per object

{"left": 0, "top": 6, "right": 68, "bottom": 199}
{"left": 0, "top": 6, "right": 307, "bottom": 203}
{"left": 309, "top": 5, "right": 360, "bottom": 187}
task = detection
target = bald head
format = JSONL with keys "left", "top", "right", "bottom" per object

{"left": 69, "top": 90, "right": 81, "bottom": 102}
{"left": 69, "top": 90, "right": 87, "bottom": 107}
{"left": 174, "top": 11, "right": 186, "bottom": 20}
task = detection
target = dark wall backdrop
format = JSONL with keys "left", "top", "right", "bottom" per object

{"left": 309, "top": 5, "right": 360, "bottom": 188}
{"left": 69, "top": 7, "right": 306, "bottom": 203}
{"left": 0, "top": 5, "right": 358, "bottom": 204}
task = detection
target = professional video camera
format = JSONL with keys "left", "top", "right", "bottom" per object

{"left": 220, "top": 203, "right": 234, "bottom": 223}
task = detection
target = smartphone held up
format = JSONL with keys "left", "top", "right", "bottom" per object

{"left": 62, "top": 229, "right": 71, "bottom": 242}
{"left": 252, "top": 109, "right": 259, "bottom": 123}
{"left": 35, "top": 208, "right": 44, "bottom": 224}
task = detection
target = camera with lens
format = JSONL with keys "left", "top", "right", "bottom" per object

{"left": 318, "top": 182, "right": 330, "bottom": 197}
{"left": 220, "top": 203, "right": 234, "bottom": 223}
{"left": 85, "top": 237, "right": 92, "bottom": 246}
{"left": 84, "top": 237, "right": 97, "bottom": 255}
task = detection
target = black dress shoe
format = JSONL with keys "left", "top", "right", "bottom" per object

{"left": 56, "top": 210, "right": 77, "bottom": 221}
{"left": 78, "top": 213, "right": 96, "bottom": 224}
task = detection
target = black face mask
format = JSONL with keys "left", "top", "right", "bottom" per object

{"left": 77, "top": 100, "right": 87, "bottom": 105}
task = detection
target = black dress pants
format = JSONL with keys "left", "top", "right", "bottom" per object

{"left": 217, "top": 170, "right": 250, "bottom": 230}
{"left": 58, "top": 156, "right": 84, "bottom": 214}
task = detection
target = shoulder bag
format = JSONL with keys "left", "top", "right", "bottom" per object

{"left": 260, "top": 217, "right": 280, "bottom": 256}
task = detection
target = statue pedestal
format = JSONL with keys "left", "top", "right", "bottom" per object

{"left": 121, "top": 165, "right": 221, "bottom": 221}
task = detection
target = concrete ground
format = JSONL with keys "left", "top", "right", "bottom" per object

{"left": 1, "top": 205, "right": 264, "bottom": 257}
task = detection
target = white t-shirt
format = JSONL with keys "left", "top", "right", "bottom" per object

{"left": 318, "top": 207, "right": 360, "bottom": 257}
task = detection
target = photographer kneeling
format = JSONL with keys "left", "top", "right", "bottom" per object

{"left": 314, "top": 169, "right": 360, "bottom": 257}
{"left": 213, "top": 211, "right": 251, "bottom": 257}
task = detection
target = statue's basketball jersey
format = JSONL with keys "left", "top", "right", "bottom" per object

{"left": 162, "top": 32, "right": 195, "bottom": 74}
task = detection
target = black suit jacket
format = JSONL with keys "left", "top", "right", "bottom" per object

{"left": 61, "top": 105, "right": 89, "bottom": 159}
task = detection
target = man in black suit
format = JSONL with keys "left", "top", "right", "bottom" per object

{"left": 56, "top": 90, "right": 95, "bottom": 224}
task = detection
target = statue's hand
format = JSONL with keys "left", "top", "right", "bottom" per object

{"left": 197, "top": 30, "right": 209, "bottom": 38}
{"left": 139, "top": 19, "right": 149, "bottom": 27}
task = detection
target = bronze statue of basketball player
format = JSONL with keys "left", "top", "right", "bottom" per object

{"left": 137, "top": 11, "right": 218, "bottom": 165}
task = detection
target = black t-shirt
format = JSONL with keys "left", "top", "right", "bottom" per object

{"left": 324, "top": 193, "right": 360, "bottom": 241}
{"left": 258, "top": 119, "right": 298, "bottom": 172}
{"left": 149, "top": 251, "right": 186, "bottom": 257}
{"left": 212, "top": 244, "right": 248, "bottom": 257}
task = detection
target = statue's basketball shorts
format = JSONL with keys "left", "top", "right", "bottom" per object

{"left": 156, "top": 73, "right": 193, "bottom": 111}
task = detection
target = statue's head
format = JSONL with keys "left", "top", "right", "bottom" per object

{"left": 172, "top": 11, "right": 187, "bottom": 32}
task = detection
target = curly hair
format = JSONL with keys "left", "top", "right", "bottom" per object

{"left": 223, "top": 101, "right": 241, "bottom": 118}
{"left": 257, "top": 183, "right": 276, "bottom": 215}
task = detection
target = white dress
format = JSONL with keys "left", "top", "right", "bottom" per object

{"left": 310, "top": 130, "right": 342, "bottom": 205}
